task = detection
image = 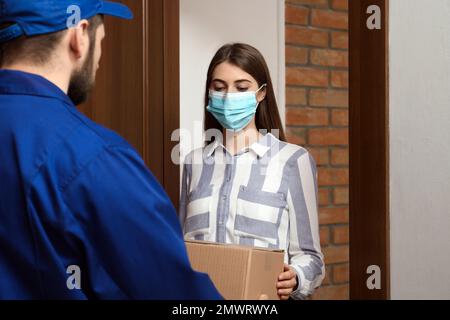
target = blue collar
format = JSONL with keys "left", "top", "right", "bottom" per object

{"left": 0, "top": 69, "right": 75, "bottom": 107}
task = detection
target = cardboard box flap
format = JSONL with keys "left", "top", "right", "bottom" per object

{"left": 185, "top": 239, "right": 284, "bottom": 253}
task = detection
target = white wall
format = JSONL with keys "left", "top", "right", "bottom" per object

{"left": 179, "top": 0, "right": 285, "bottom": 157}
{"left": 389, "top": 0, "right": 450, "bottom": 299}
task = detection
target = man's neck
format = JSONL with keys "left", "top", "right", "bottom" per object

{"left": 2, "top": 64, "right": 70, "bottom": 94}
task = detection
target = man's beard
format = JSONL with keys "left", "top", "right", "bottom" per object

{"left": 68, "top": 44, "right": 95, "bottom": 106}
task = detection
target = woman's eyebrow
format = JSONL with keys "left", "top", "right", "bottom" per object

{"left": 212, "top": 79, "right": 252, "bottom": 85}
{"left": 234, "top": 79, "right": 252, "bottom": 84}
{"left": 212, "top": 79, "right": 227, "bottom": 85}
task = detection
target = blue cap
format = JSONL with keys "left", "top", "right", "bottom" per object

{"left": 0, "top": 0, "right": 133, "bottom": 43}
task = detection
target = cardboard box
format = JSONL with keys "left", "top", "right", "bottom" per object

{"left": 185, "top": 240, "right": 285, "bottom": 300}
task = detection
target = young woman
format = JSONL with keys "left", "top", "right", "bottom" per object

{"left": 179, "top": 43, "right": 324, "bottom": 300}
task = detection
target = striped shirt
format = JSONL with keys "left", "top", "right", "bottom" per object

{"left": 179, "top": 133, "right": 325, "bottom": 299}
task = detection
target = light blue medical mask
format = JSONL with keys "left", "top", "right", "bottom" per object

{"left": 206, "top": 84, "right": 267, "bottom": 132}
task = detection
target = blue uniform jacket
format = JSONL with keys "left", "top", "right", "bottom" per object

{"left": 0, "top": 69, "right": 222, "bottom": 300}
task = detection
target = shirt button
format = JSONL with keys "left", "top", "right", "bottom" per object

{"left": 222, "top": 195, "right": 227, "bottom": 201}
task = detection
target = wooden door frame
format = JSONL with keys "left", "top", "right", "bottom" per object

{"left": 349, "top": 0, "right": 390, "bottom": 299}
{"left": 144, "top": 0, "right": 180, "bottom": 209}
{"left": 80, "top": 0, "right": 181, "bottom": 209}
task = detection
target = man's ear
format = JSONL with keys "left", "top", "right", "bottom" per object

{"left": 69, "top": 19, "right": 90, "bottom": 60}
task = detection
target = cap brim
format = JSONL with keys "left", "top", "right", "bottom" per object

{"left": 99, "top": 1, "right": 134, "bottom": 20}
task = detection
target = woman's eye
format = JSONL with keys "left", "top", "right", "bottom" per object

{"left": 237, "top": 88, "right": 249, "bottom": 92}
{"left": 214, "top": 87, "right": 226, "bottom": 92}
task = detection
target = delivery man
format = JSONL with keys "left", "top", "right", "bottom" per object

{"left": 0, "top": 0, "right": 222, "bottom": 299}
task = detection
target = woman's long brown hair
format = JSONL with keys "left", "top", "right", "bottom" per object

{"left": 204, "top": 43, "right": 286, "bottom": 142}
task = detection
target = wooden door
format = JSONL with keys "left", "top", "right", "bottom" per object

{"left": 349, "top": 0, "right": 390, "bottom": 299}
{"left": 79, "top": 0, "right": 180, "bottom": 209}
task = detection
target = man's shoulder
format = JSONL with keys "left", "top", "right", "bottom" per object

{"left": 74, "top": 114, "right": 133, "bottom": 151}
{"left": 34, "top": 104, "right": 140, "bottom": 192}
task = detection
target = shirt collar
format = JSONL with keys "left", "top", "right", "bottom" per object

{"left": 205, "top": 133, "right": 278, "bottom": 158}
{"left": 0, "top": 69, "right": 75, "bottom": 107}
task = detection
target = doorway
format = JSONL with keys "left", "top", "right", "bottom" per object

{"left": 81, "top": 0, "right": 390, "bottom": 300}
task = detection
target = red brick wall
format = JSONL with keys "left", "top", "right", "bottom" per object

{"left": 285, "top": 0, "right": 349, "bottom": 300}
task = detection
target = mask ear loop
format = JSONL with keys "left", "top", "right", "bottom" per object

{"left": 256, "top": 83, "right": 268, "bottom": 93}
{"left": 255, "top": 83, "right": 268, "bottom": 108}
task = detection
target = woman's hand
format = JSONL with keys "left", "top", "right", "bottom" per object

{"left": 277, "top": 264, "right": 298, "bottom": 300}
